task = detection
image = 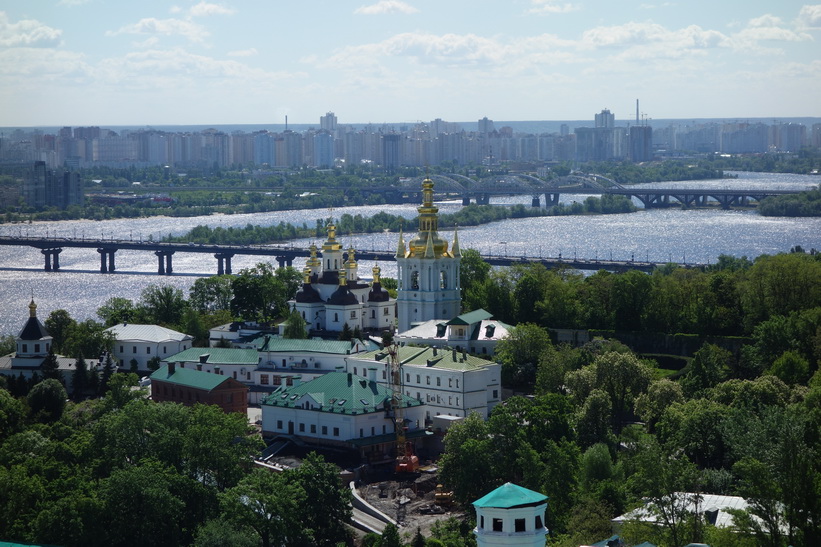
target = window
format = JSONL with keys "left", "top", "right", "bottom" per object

{"left": 273, "top": 376, "right": 281, "bottom": 386}
{"left": 416, "top": 374, "right": 420, "bottom": 384}
{"left": 371, "top": 310, "right": 376, "bottom": 318}
{"left": 406, "top": 373, "right": 410, "bottom": 383}
{"left": 417, "top": 392, "right": 421, "bottom": 400}
{"left": 426, "top": 376, "right": 430, "bottom": 385}
{"left": 333, "top": 427, "right": 339, "bottom": 437}
{"left": 334, "top": 313, "right": 338, "bottom": 322}
{"left": 449, "top": 378, "right": 452, "bottom": 388}
{"left": 299, "top": 423, "right": 305, "bottom": 432}
{"left": 350, "top": 311, "right": 356, "bottom": 319}
{"left": 322, "top": 426, "right": 328, "bottom": 435}
{"left": 383, "top": 307, "right": 389, "bottom": 315}
{"left": 436, "top": 377, "right": 441, "bottom": 386}
{"left": 146, "top": 347, "right": 151, "bottom": 354}
{"left": 411, "top": 271, "right": 419, "bottom": 290}
{"left": 456, "top": 379, "right": 459, "bottom": 388}
{"left": 515, "top": 518, "right": 526, "bottom": 532}
{"left": 382, "top": 425, "right": 386, "bottom": 434}
{"left": 119, "top": 345, "right": 123, "bottom": 353}
{"left": 354, "top": 367, "right": 357, "bottom": 375}
{"left": 277, "top": 420, "right": 283, "bottom": 429}
{"left": 359, "top": 428, "right": 363, "bottom": 437}
{"left": 480, "top": 516, "right": 485, "bottom": 529}
{"left": 535, "top": 515, "right": 543, "bottom": 529}
{"left": 163, "top": 346, "right": 167, "bottom": 353}
{"left": 493, "top": 389, "right": 498, "bottom": 399}
{"left": 260, "top": 374, "right": 269, "bottom": 385}
{"left": 371, "top": 427, "right": 375, "bottom": 435}
{"left": 382, "top": 370, "right": 386, "bottom": 379}
{"left": 35, "top": 344, "right": 40, "bottom": 353}
{"left": 133, "top": 346, "right": 137, "bottom": 354}
{"left": 492, "top": 518, "right": 503, "bottom": 532}
{"left": 310, "top": 424, "right": 316, "bottom": 433}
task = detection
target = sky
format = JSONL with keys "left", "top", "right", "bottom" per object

{"left": 0, "top": 1, "right": 820, "bottom": 127}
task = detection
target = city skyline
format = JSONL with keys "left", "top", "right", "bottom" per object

{"left": 1, "top": 1, "right": 820, "bottom": 126}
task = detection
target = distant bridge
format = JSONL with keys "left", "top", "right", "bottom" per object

{"left": 0, "top": 235, "right": 702, "bottom": 275}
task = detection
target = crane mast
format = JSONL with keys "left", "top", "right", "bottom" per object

{"left": 387, "top": 342, "right": 419, "bottom": 473}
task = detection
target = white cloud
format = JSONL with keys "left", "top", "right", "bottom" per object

{"left": 0, "top": 12, "right": 62, "bottom": 48}
{"left": 796, "top": 4, "right": 821, "bottom": 29}
{"left": 528, "top": 0, "right": 579, "bottom": 15}
{"left": 354, "top": 1, "right": 419, "bottom": 15}
{"left": 580, "top": 21, "right": 729, "bottom": 51}
{"left": 188, "top": 2, "right": 236, "bottom": 17}
{"left": 0, "top": 46, "right": 87, "bottom": 78}
{"left": 227, "top": 47, "right": 257, "bottom": 57}
{"left": 106, "top": 18, "right": 209, "bottom": 44}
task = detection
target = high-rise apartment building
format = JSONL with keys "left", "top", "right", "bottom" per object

{"left": 595, "top": 109, "right": 615, "bottom": 128}
{"left": 320, "top": 112, "right": 338, "bottom": 132}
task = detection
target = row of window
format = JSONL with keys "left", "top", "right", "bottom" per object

{"left": 19, "top": 342, "right": 49, "bottom": 354}
{"left": 118, "top": 345, "right": 186, "bottom": 355}
{"left": 479, "top": 515, "right": 543, "bottom": 533}
{"left": 405, "top": 373, "right": 460, "bottom": 389}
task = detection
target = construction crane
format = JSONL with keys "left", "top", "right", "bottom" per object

{"left": 386, "top": 341, "right": 419, "bottom": 474}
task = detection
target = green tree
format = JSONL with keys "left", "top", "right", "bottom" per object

{"left": 495, "top": 323, "right": 552, "bottom": 387}
{"left": 293, "top": 452, "right": 352, "bottom": 545}
{"left": 220, "top": 468, "right": 306, "bottom": 547}
{"left": 768, "top": 350, "right": 810, "bottom": 385}
{"left": 140, "top": 284, "right": 188, "bottom": 325}
{"left": 27, "top": 379, "right": 67, "bottom": 423}
{"left": 44, "top": 309, "right": 76, "bottom": 353}
{"left": 40, "top": 347, "right": 62, "bottom": 380}
{"left": 189, "top": 276, "right": 234, "bottom": 313}
{"left": 283, "top": 307, "right": 308, "bottom": 339}
{"left": 230, "top": 263, "right": 301, "bottom": 322}
{"left": 0, "top": 388, "right": 25, "bottom": 441}
{"left": 96, "top": 296, "right": 136, "bottom": 327}
{"left": 63, "top": 319, "right": 115, "bottom": 363}
{"left": 380, "top": 523, "right": 401, "bottom": 547}
{"left": 680, "top": 343, "right": 731, "bottom": 398}
{"left": 634, "top": 378, "right": 684, "bottom": 432}
{"left": 193, "top": 518, "right": 258, "bottom": 547}
{"left": 459, "top": 248, "right": 490, "bottom": 303}
{"left": 72, "top": 354, "right": 88, "bottom": 401}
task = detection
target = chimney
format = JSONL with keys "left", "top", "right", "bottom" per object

{"left": 433, "top": 347, "right": 437, "bottom": 356}
{"left": 168, "top": 362, "right": 175, "bottom": 375}
{"left": 197, "top": 363, "right": 202, "bottom": 371}
{"left": 452, "top": 349, "right": 457, "bottom": 361}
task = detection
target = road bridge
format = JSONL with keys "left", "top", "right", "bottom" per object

{"left": 0, "top": 235, "right": 702, "bottom": 275}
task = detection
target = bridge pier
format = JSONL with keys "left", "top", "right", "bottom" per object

{"left": 97, "top": 248, "right": 116, "bottom": 273}
{"left": 462, "top": 196, "right": 471, "bottom": 206}
{"left": 155, "top": 251, "right": 174, "bottom": 275}
{"left": 546, "top": 193, "right": 560, "bottom": 207}
{"left": 215, "top": 253, "right": 234, "bottom": 275}
{"left": 276, "top": 256, "right": 292, "bottom": 269}
{"left": 531, "top": 196, "right": 540, "bottom": 207}
{"left": 41, "top": 249, "right": 62, "bottom": 271}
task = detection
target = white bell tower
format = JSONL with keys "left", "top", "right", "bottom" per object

{"left": 396, "top": 176, "right": 461, "bottom": 333}
{"left": 473, "top": 483, "right": 549, "bottom": 547}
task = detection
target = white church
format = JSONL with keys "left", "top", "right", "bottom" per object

{"left": 291, "top": 175, "right": 463, "bottom": 335}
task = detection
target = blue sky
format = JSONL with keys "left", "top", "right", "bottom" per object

{"left": 1, "top": 1, "right": 819, "bottom": 126}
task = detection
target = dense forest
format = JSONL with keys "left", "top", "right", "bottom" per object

{"left": 1, "top": 249, "right": 820, "bottom": 546}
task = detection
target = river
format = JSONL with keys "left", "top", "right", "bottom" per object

{"left": 0, "top": 172, "right": 819, "bottom": 336}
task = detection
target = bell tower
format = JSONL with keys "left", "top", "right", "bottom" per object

{"left": 473, "top": 483, "right": 549, "bottom": 547}
{"left": 396, "top": 176, "right": 461, "bottom": 333}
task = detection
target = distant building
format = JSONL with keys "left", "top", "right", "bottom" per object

{"left": 260, "top": 370, "right": 427, "bottom": 461}
{"left": 151, "top": 363, "right": 248, "bottom": 414}
{"left": 347, "top": 344, "right": 502, "bottom": 420}
{"left": 106, "top": 323, "right": 193, "bottom": 372}
{"left": 629, "top": 125, "right": 653, "bottom": 162}
{"left": 473, "top": 482, "right": 549, "bottom": 547}
{"left": 395, "top": 309, "right": 511, "bottom": 357}
{"left": 320, "top": 111, "right": 338, "bottom": 132}
{"left": 291, "top": 222, "right": 396, "bottom": 334}
{"left": 21, "top": 161, "right": 83, "bottom": 210}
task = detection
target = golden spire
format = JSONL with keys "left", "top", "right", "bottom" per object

{"left": 451, "top": 226, "right": 461, "bottom": 258}
{"left": 372, "top": 265, "right": 381, "bottom": 284}
{"left": 29, "top": 298, "right": 37, "bottom": 318}
{"left": 302, "top": 267, "right": 312, "bottom": 284}
{"left": 307, "top": 243, "right": 321, "bottom": 268}
{"left": 322, "top": 220, "right": 342, "bottom": 253}
{"left": 338, "top": 268, "right": 347, "bottom": 286}
{"left": 408, "top": 176, "right": 449, "bottom": 258}
{"left": 346, "top": 245, "right": 357, "bottom": 267}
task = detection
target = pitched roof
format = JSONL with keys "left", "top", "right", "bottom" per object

{"left": 163, "top": 347, "right": 259, "bottom": 366}
{"left": 356, "top": 346, "right": 498, "bottom": 372}
{"left": 260, "top": 371, "right": 422, "bottom": 415}
{"left": 473, "top": 482, "right": 548, "bottom": 509}
{"left": 151, "top": 364, "right": 234, "bottom": 392}
{"left": 447, "top": 309, "right": 493, "bottom": 326}
{"left": 247, "top": 335, "right": 374, "bottom": 354}
{"left": 106, "top": 323, "right": 192, "bottom": 343}
{"left": 18, "top": 317, "right": 50, "bottom": 341}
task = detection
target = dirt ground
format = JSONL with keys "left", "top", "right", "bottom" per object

{"left": 355, "top": 470, "right": 468, "bottom": 539}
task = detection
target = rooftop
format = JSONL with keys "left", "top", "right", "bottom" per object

{"left": 356, "top": 346, "right": 498, "bottom": 372}
{"left": 107, "top": 323, "right": 192, "bottom": 344}
{"left": 163, "top": 347, "right": 259, "bottom": 366}
{"left": 246, "top": 334, "right": 376, "bottom": 354}
{"left": 473, "top": 482, "right": 548, "bottom": 509}
{"left": 260, "top": 371, "right": 422, "bottom": 415}
{"left": 150, "top": 364, "right": 235, "bottom": 392}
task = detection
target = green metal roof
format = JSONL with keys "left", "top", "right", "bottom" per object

{"left": 446, "top": 308, "right": 493, "bottom": 326}
{"left": 357, "top": 346, "right": 497, "bottom": 372}
{"left": 248, "top": 335, "right": 376, "bottom": 354}
{"left": 472, "top": 482, "right": 548, "bottom": 509}
{"left": 163, "top": 347, "right": 259, "bottom": 366}
{"left": 151, "top": 364, "right": 231, "bottom": 392}
{"left": 260, "top": 371, "right": 422, "bottom": 415}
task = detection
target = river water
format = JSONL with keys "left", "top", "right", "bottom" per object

{"left": 0, "top": 172, "right": 819, "bottom": 336}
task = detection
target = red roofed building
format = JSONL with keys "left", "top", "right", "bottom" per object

{"left": 151, "top": 363, "right": 248, "bottom": 414}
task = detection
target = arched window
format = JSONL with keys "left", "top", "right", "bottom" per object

{"left": 440, "top": 270, "right": 447, "bottom": 288}
{"left": 411, "top": 271, "right": 419, "bottom": 290}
